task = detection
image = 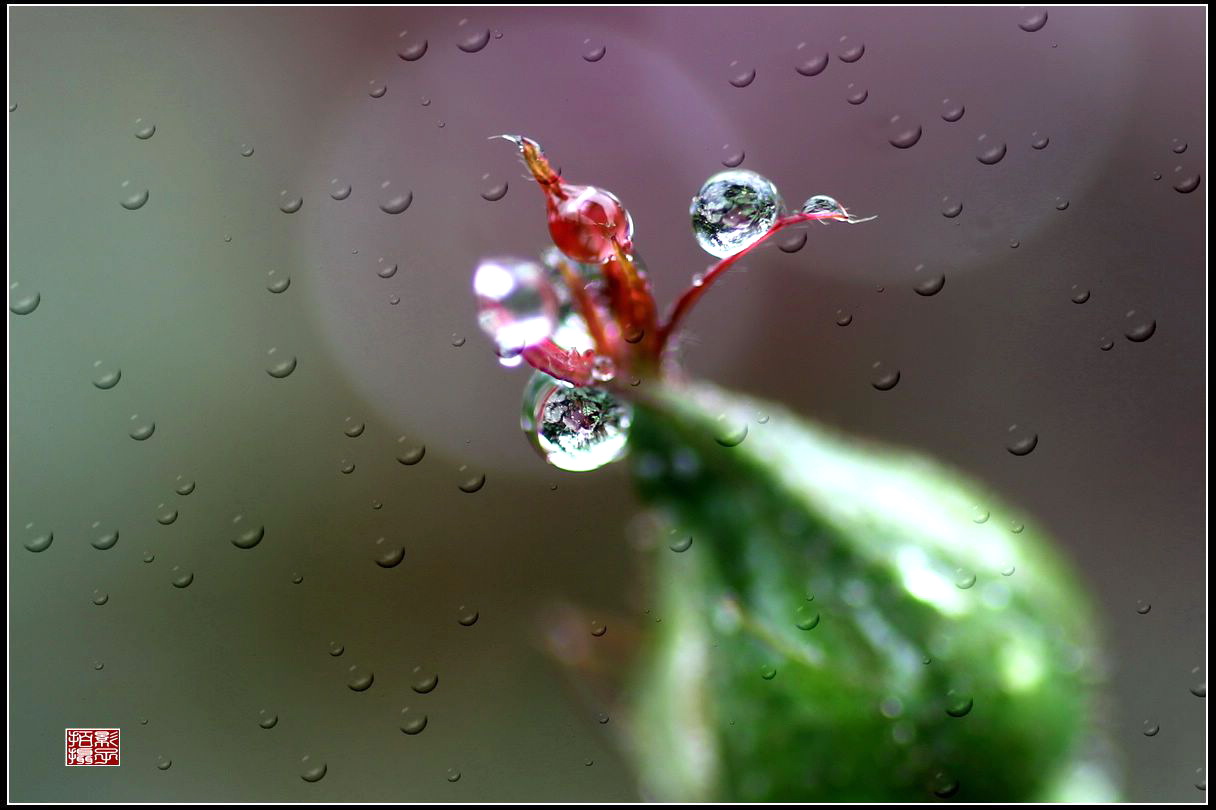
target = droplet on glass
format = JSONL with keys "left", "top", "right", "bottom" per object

{"left": 240, "top": 144, "right": 254, "bottom": 157}
{"left": 836, "top": 310, "right": 853, "bottom": 327}
{"left": 92, "top": 589, "right": 109, "bottom": 606}
{"left": 795, "top": 605, "right": 821, "bottom": 630}
{"left": 170, "top": 566, "right": 193, "bottom": 589}
{"left": 977, "top": 135, "right": 1007, "bottom": 165}
{"left": 457, "top": 606, "right": 479, "bottom": 626}
{"left": 912, "top": 264, "right": 946, "bottom": 296}
{"left": 1070, "top": 285, "right": 1090, "bottom": 304}
{"left": 837, "top": 36, "right": 864, "bottom": 62}
{"left": 761, "top": 665, "right": 778, "bottom": 680}
{"left": 92, "top": 360, "right": 122, "bottom": 390}
{"left": 1031, "top": 132, "right": 1049, "bottom": 150}
{"left": 155, "top": 755, "right": 172, "bottom": 771}
{"left": 940, "top": 99, "right": 965, "bottom": 122}
{"left": 258, "top": 710, "right": 278, "bottom": 729}
{"left": 721, "top": 145, "right": 745, "bottom": 168}
{"left": 955, "top": 569, "right": 977, "bottom": 589}
{"left": 728, "top": 61, "right": 756, "bottom": 88}
{"left": 457, "top": 27, "right": 491, "bottom": 53}
{"left": 887, "top": 116, "right": 922, "bottom": 149}
{"left": 1136, "top": 600, "right": 1151, "bottom": 615}
{"left": 480, "top": 175, "right": 508, "bottom": 202}
{"left": 134, "top": 118, "right": 156, "bottom": 140}
{"left": 457, "top": 467, "right": 486, "bottom": 493}
{"left": 1142, "top": 720, "right": 1160, "bottom": 737}
{"left": 1172, "top": 169, "right": 1200, "bottom": 194}
{"left": 266, "top": 349, "right": 298, "bottom": 378}
{"left": 400, "top": 707, "right": 428, "bottom": 735}
{"left": 91, "top": 525, "right": 119, "bottom": 550}
{"left": 396, "top": 437, "right": 426, "bottom": 465}
{"left": 1124, "top": 310, "right": 1156, "bottom": 343}
{"left": 582, "top": 39, "right": 606, "bottom": 62}
{"left": 376, "top": 259, "right": 398, "bottom": 279}
{"left": 398, "top": 33, "right": 428, "bottom": 61}
{"left": 232, "top": 519, "right": 265, "bottom": 550}
{"left": 411, "top": 666, "right": 439, "bottom": 694}
{"left": 871, "top": 362, "right": 900, "bottom": 391}
{"left": 10, "top": 283, "right": 40, "bottom": 315}
{"left": 796, "top": 52, "right": 828, "bottom": 77}
{"left": 300, "top": 756, "right": 327, "bottom": 783}
{"left": 941, "top": 198, "right": 963, "bottom": 218}
{"left": 945, "top": 689, "right": 974, "bottom": 717}
{"left": 1019, "top": 10, "right": 1048, "bottom": 32}
{"left": 845, "top": 84, "right": 868, "bottom": 105}
{"left": 690, "top": 169, "right": 783, "bottom": 258}
{"left": 379, "top": 183, "right": 413, "bottom": 215}
{"left": 374, "top": 538, "right": 405, "bottom": 569}
{"left": 329, "top": 179, "right": 352, "bottom": 201}
{"left": 156, "top": 504, "right": 178, "bottom": 525}
{"left": 129, "top": 415, "right": 156, "bottom": 441}
{"left": 120, "top": 181, "right": 149, "bottom": 210}
{"left": 368, "top": 81, "right": 386, "bottom": 98}
{"left": 266, "top": 271, "right": 290, "bottom": 294}
{"left": 669, "top": 535, "right": 693, "bottom": 553}
{"left": 1005, "top": 425, "right": 1038, "bottom": 456}
{"left": 446, "top": 768, "right": 462, "bottom": 783}
{"left": 346, "top": 665, "right": 374, "bottom": 692}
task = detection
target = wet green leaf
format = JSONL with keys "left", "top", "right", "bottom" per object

{"left": 624, "top": 383, "right": 1117, "bottom": 802}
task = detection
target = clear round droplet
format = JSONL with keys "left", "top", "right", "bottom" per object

{"left": 379, "top": 183, "right": 413, "bottom": 215}
{"left": 522, "top": 373, "right": 633, "bottom": 472}
{"left": 796, "top": 52, "right": 828, "bottom": 77}
{"left": 977, "top": 135, "right": 1008, "bottom": 165}
{"left": 120, "top": 182, "right": 149, "bottom": 210}
{"left": 845, "top": 84, "right": 868, "bottom": 105}
{"left": 871, "top": 362, "right": 900, "bottom": 391}
{"left": 92, "top": 361, "right": 122, "bottom": 390}
{"left": 266, "top": 271, "right": 290, "bottom": 294}
{"left": 92, "top": 589, "right": 109, "bottom": 606}
{"left": 457, "top": 466, "right": 485, "bottom": 493}
{"left": 1019, "top": 10, "right": 1048, "bottom": 32}
{"left": 728, "top": 62, "right": 756, "bottom": 88}
{"left": 10, "top": 283, "right": 41, "bottom": 315}
{"left": 134, "top": 119, "right": 156, "bottom": 140}
{"left": 480, "top": 175, "right": 508, "bottom": 202}
{"left": 91, "top": 526, "right": 119, "bottom": 550}
{"left": 329, "top": 179, "right": 352, "bottom": 200}
{"left": 1005, "top": 425, "right": 1039, "bottom": 456}
{"left": 945, "top": 689, "right": 974, "bottom": 717}
{"left": 457, "top": 27, "right": 491, "bottom": 54}
{"left": 761, "top": 665, "right": 778, "bottom": 680}
{"left": 368, "top": 81, "right": 386, "bottom": 98}
{"left": 1136, "top": 600, "right": 1151, "bottom": 615}
{"left": 411, "top": 666, "right": 439, "bottom": 694}
{"left": 690, "top": 170, "right": 783, "bottom": 258}
{"left": 232, "top": 519, "right": 265, "bottom": 550}
{"left": 446, "top": 768, "right": 462, "bottom": 783}
{"left": 887, "top": 116, "right": 922, "bottom": 149}
{"left": 457, "top": 605, "right": 479, "bottom": 626}
{"left": 396, "top": 437, "right": 426, "bottom": 465}
{"left": 1142, "top": 720, "right": 1160, "bottom": 737}
{"left": 837, "top": 36, "right": 864, "bottom": 62}
{"left": 1070, "top": 285, "right": 1090, "bottom": 304}
{"left": 170, "top": 566, "right": 193, "bottom": 588}
{"left": 669, "top": 535, "right": 693, "bottom": 553}
{"left": 266, "top": 348, "right": 297, "bottom": 378}
{"left": 129, "top": 416, "right": 156, "bottom": 441}
{"left": 300, "top": 756, "right": 327, "bottom": 783}
{"left": 398, "top": 33, "right": 428, "bottom": 61}
{"left": 374, "top": 538, "right": 405, "bottom": 569}
{"left": 582, "top": 40, "right": 606, "bottom": 62}
{"left": 955, "top": 569, "right": 977, "bottom": 589}
{"left": 1124, "top": 310, "right": 1156, "bottom": 343}
{"left": 346, "top": 665, "right": 374, "bottom": 692}
{"left": 1031, "top": 132, "right": 1050, "bottom": 150}
{"left": 258, "top": 710, "right": 278, "bottom": 729}
{"left": 278, "top": 192, "right": 302, "bottom": 214}
{"left": 941, "top": 198, "right": 963, "bottom": 218}
{"left": 795, "top": 605, "right": 821, "bottom": 630}
{"left": 713, "top": 413, "right": 749, "bottom": 447}
{"left": 941, "top": 99, "right": 965, "bottom": 122}
{"left": 155, "top": 755, "right": 172, "bottom": 771}
{"left": 400, "top": 707, "right": 428, "bottom": 735}
{"left": 913, "top": 264, "right": 946, "bottom": 296}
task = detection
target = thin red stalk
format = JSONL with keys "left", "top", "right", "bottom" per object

{"left": 656, "top": 211, "right": 845, "bottom": 352}
{"left": 554, "top": 255, "right": 616, "bottom": 359}
{"left": 522, "top": 340, "right": 595, "bottom": 386}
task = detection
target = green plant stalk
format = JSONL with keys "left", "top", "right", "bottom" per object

{"left": 624, "top": 381, "right": 1117, "bottom": 802}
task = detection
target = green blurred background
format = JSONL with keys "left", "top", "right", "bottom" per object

{"left": 8, "top": 6, "right": 1206, "bottom": 802}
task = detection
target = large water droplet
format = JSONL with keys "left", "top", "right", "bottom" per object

{"left": 398, "top": 32, "right": 428, "bottom": 61}
{"left": 887, "top": 116, "right": 922, "bottom": 149}
{"left": 796, "top": 52, "right": 828, "bottom": 76}
{"left": 977, "top": 135, "right": 1007, "bottom": 165}
{"left": 457, "top": 27, "right": 491, "bottom": 53}
{"left": 91, "top": 525, "right": 119, "bottom": 550}
{"left": 396, "top": 437, "right": 426, "bottom": 465}
{"left": 400, "top": 707, "right": 428, "bottom": 735}
{"left": 170, "top": 566, "right": 194, "bottom": 588}
{"left": 379, "top": 182, "right": 412, "bottom": 214}
{"left": 129, "top": 415, "right": 156, "bottom": 441}
{"left": 266, "top": 348, "right": 297, "bottom": 378}
{"left": 411, "top": 666, "right": 439, "bottom": 694}
{"left": 10, "top": 283, "right": 40, "bottom": 315}
{"left": 92, "top": 360, "right": 122, "bottom": 389}
{"left": 232, "top": 517, "right": 265, "bottom": 550}
{"left": 728, "top": 61, "right": 756, "bottom": 88}
{"left": 258, "top": 710, "right": 278, "bottom": 729}
{"left": 940, "top": 99, "right": 965, "bottom": 122}
{"left": 837, "top": 36, "right": 865, "bottom": 62}
{"left": 522, "top": 373, "right": 633, "bottom": 472}
{"left": 1019, "top": 10, "right": 1048, "bottom": 32}
{"left": 134, "top": 118, "right": 156, "bottom": 140}
{"left": 474, "top": 257, "right": 559, "bottom": 357}
{"left": 480, "top": 175, "right": 508, "bottom": 202}
{"left": 845, "top": 84, "right": 868, "bottom": 105}
{"left": 457, "top": 605, "right": 479, "bottom": 626}
{"left": 690, "top": 170, "right": 783, "bottom": 258}
{"left": 374, "top": 537, "right": 405, "bottom": 568}
{"left": 912, "top": 264, "right": 946, "bottom": 296}
{"left": 278, "top": 192, "right": 302, "bottom": 214}
{"left": 1124, "top": 310, "right": 1156, "bottom": 343}
{"left": 346, "top": 665, "right": 374, "bottom": 691}
{"left": 871, "top": 362, "right": 900, "bottom": 391}
{"left": 300, "top": 756, "right": 327, "bottom": 783}
{"left": 582, "top": 40, "right": 606, "bottom": 62}
{"left": 120, "top": 182, "right": 149, "bottom": 210}
{"left": 945, "top": 689, "right": 974, "bottom": 717}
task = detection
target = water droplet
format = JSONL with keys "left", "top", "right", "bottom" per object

{"left": 887, "top": 116, "right": 922, "bottom": 149}
{"left": 129, "top": 416, "right": 156, "bottom": 441}
{"left": 778, "top": 231, "right": 807, "bottom": 253}
{"left": 955, "top": 569, "right": 977, "bottom": 589}
{"left": 240, "top": 144, "right": 254, "bottom": 157}
{"left": 871, "top": 362, "right": 900, "bottom": 391}
{"left": 1136, "top": 600, "right": 1151, "bottom": 615}
{"left": 522, "top": 373, "right": 633, "bottom": 471}
{"left": 396, "top": 438, "right": 426, "bottom": 465}
{"left": 1009, "top": 520, "right": 1024, "bottom": 534}
{"left": 156, "top": 504, "right": 178, "bottom": 525}
{"left": 721, "top": 145, "right": 745, "bottom": 168}
{"left": 1124, "top": 310, "right": 1156, "bottom": 343}
{"left": 368, "top": 81, "right": 386, "bottom": 98}
{"left": 590, "top": 621, "right": 607, "bottom": 637}
{"left": 582, "top": 40, "right": 606, "bottom": 62}
{"left": 457, "top": 467, "right": 485, "bottom": 493}
{"left": 940, "top": 99, "right": 964, "bottom": 122}
{"left": 475, "top": 257, "right": 559, "bottom": 357}
{"left": 398, "top": 33, "right": 428, "bottom": 61}
{"left": 343, "top": 418, "right": 365, "bottom": 438}
{"left": 941, "top": 198, "right": 963, "bottom": 218}
{"left": 170, "top": 566, "right": 193, "bottom": 588}
{"left": 292, "top": 573, "right": 304, "bottom": 584}
{"left": 1055, "top": 197, "right": 1070, "bottom": 211}
{"left": 713, "top": 413, "right": 749, "bottom": 447}
{"left": 977, "top": 135, "right": 1007, "bottom": 165}
{"left": 92, "top": 589, "right": 109, "bottom": 606}
{"left": 796, "top": 52, "right": 828, "bottom": 76}
{"left": 728, "top": 62, "right": 756, "bottom": 88}
{"left": 912, "top": 264, "right": 946, "bottom": 296}
{"left": 1190, "top": 667, "right": 1206, "bottom": 698}
{"left": 837, "top": 36, "right": 865, "bottom": 62}
{"left": 266, "top": 271, "right": 290, "bottom": 294}
{"left": 845, "top": 84, "right": 868, "bottom": 105}
{"left": 143, "top": 551, "right": 155, "bottom": 563}
{"left": 1142, "top": 720, "right": 1160, "bottom": 736}
{"left": 835, "top": 310, "right": 853, "bottom": 327}
{"left": 457, "top": 27, "right": 491, "bottom": 53}
{"left": 420, "top": 96, "right": 431, "bottom": 107}
{"left": 446, "top": 768, "right": 462, "bottom": 783}
{"left": 1009, "top": 239, "right": 1020, "bottom": 249}
{"left": 1019, "top": 10, "right": 1048, "bottom": 32}
{"left": 795, "top": 605, "right": 821, "bottom": 630}
{"left": 1173, "top": 169, "right": 1200, "bottom": 193}
{"left": 91, "top": 360, "right": 122, "bottom": 390}
{"left": 374, "top": 538, "right": 405, "bottom": 569}
{"left": 480, "top": 175, "right": 508, "bottom": 202}
{"left": 1001, "top": 564, "right": 1016, "bottom": 576}
{"left": 760, "top": 665, "right": 778, "bottom": 680}
{"left": 931, "top": 772, "right": 960, "bottom": 798}
{"left": 379, "top": 183, "right": 413, "bottom": 215}
{"left": 596, "top": 712, "right": 610, "bottom": 724}
{"left": 669, "top": 535, "right": 693, "bottom": 553}
{"left": 91, "top": 526, "right": 119, "bottom": 550}
{"left": 266, "top": 348, "right": 298, "bottom": 378}
{"left": 10, "top": 283, "right": 40, "bottom": 315}
{"left": 457, "top": 606, "right": 479, "bottom": 626}
{"left": 400, "top": 707, "right": 428, "bottom": 735}
{"left": 340, "top": 460, "right": 355, "bottom": 475}
{"left": 258, "top": 710, "right": 278, "bottom": 729}
{"left": 411, "top": 666, "right": 439, "bottom": 694}
{"left": 134, "top": 119, "right": 156, "bottom": 140}
{"left": 120, "top": 182, "right": 149, "bottom": 210}
{"left": 690, "top": 169, "right": 783, "bottom": 258}
{"left": 1070, "top": 285, "right": 1090, "bottom": 304}
{"left": 232, "top": 518, "right": 265, "bottom": 550}
{"left": 1005, "top": 425, "right": 1038, "bottom": 456}
{"left": 346, "top": 665, "right": 374, "bottom": 691}
{"left": 277, "top": 192, "right": 303, "bottom": 214}
{"left": 1099, "top": 337, "right": 1114, "bottom": 351}
{"left": 300, "top": 756, "right": 327, "bottom": 783}
{"left": 1031, "top": 132, "right": 1050, "bottom": 150}
{"left": 93, "top": 661, "right": 104, "bottom": 671}
{"left": 329, "top": 179, "right": 351, "bottom": 200}
{"left": 328, "top": 641, "right": 344, "bottom": 657}
{"left": 945, "top": 689, "right": 974, "bottom": 717}
{"left": 451, "top": 334, "right": 466, "bottom": 348}
{"left": 155, "top": 755, "right": 173, "bottom": 771}
{"left": 1171, "top": 138, "right": 1188, "bottom": 154}
{"left": 971, "top": 505, "right": 990, "bottom": 524}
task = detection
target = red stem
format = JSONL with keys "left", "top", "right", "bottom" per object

{"left": 656, "top": 211, "right": 844, "bottom": 353}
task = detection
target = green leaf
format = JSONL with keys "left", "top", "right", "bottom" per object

{"left": 623, "top": 382, "right": 1117, "bottom": 802}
